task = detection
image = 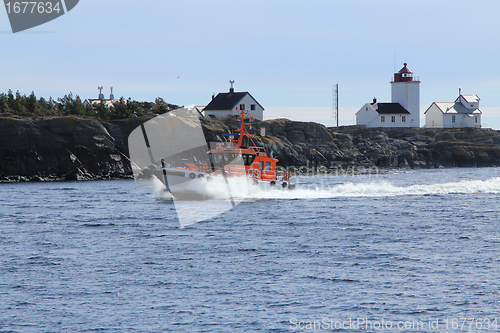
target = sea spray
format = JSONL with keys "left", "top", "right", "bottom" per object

{"left": 152, "top": 175, "right": 500, "bottom": 201}
{"left": 148, "top": 172, "right": 500, "bottom": 227}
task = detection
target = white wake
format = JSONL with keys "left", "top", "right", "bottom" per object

{"left": 152, "top": 176, "right": 500, "bottom": 201}
{"left": 255, "top": 177, "right": 500, "bottom": 199}
{"left": 147, "top": 175, "right": 500, "bottom": 226}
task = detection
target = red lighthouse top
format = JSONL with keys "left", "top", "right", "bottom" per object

{"left": 393, "top": 63, "right": 414, "bottom": 82}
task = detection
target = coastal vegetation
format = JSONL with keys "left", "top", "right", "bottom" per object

{"left": 0, "top": 90, "right": 180, "bottom": 120}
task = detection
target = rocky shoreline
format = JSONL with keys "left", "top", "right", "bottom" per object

{"left": 0, "top": 116, "right": 137, "bottom": 182}
{"left": 2, "top": 115, "right": 500, "bottom": 182}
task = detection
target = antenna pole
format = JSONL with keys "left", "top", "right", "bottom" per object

{"left": 333, "top": 84, "right": 339, "bottom": 127}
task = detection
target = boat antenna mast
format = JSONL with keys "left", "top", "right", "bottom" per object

{"left": 234, "top": 107, "right": 259, "bottom": 148}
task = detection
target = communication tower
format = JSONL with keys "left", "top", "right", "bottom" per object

{"left": 332, "top": 84, "right": 339, "bottom": 127}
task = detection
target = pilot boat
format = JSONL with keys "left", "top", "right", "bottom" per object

{"left": 128, "top": 106, "right": 294, "bottom": 201}
{"left": 205, "top": 109, "right": 293, "bottom": 189}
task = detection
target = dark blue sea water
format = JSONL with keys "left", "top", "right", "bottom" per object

{"left": 1, "top": 168, "right": 500, "bottom": 332}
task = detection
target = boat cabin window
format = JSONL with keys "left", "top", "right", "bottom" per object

{"left": 259, "top": 161, "right": 264, "bottom": 170}
{"left": 265, "top": 161, "right": 271, "bottom": 170}
{"left": 242, "top": 154, "right": 256, "bottom": 166}
{"left": 240, "top": 136, "right": 250, "bottom": 147}
{"left": 210, "top": 153, "right": 239, "bottom": 167}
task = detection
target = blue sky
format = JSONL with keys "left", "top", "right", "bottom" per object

{"left": 1, "top": 0, "right": 500, "bottom": 127}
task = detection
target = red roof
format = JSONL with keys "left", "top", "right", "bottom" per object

{"left": 398, "top": 63, "right": 412, "bottom": 74}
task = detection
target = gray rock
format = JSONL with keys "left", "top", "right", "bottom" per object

{"left": 3, "top": 115, "right": 500, "bottom": 182}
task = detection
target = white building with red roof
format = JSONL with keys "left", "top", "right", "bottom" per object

{"left": 356, "top": 63, "right": 420, "bottom": 127}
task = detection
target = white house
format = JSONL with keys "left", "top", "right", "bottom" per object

{"left": 356, "top": 63, "right": 420, "bottom": 127}
{"left": 424, "top": 94, "right": 481, "bottom": 128}
{"left": 357, "top": 99, "right": 411, "bottom": 127}
{"left": 203, "top": 82, "right": 264, "bottom": 120}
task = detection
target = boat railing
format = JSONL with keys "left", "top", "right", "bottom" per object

{"left": 249, "top": 146, "right": 265, "bottom": 152}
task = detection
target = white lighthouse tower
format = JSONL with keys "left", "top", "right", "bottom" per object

{"left": 391, "top": 63, "right": 420, "bottom": 127}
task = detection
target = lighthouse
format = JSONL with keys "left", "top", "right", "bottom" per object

{"left": 391, "top": 63, "right": 420, "bottom": 127}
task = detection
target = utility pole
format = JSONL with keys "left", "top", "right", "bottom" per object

{"left": 333, "top": 84, "right": 339, "bottom": 127}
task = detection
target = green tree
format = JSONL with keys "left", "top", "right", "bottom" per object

{"left": 93, "top": 100, "right": 110, "bottom": 120}
{"left": 126, "top": 98, "right": 141, "bottom": 117}
{"left": 0, "top": 89, "right": 180, "bottom": 120}
{"left": 38, "top": 97, "right": 50, "bottom": 115}
{"left": 155, "top": 97, "right": 171, "bottom": 115}
{"left": 57, "top": 92, "right": 73, "bottom": 115}
{"left": 110, "top": 97, "right": 131, "bottom": 119}
{"left": 14, "top": 90, "right": 27, "bottom": 115}
{"left": 26, "top": 91, "right": 37, "bottom": 115}
{"left": 72, "top": 95, "right": 85, "bottom": 116}
{"left": 83, "top": 103, "right": 95, "bottom": 117}
{"left": 7, "top": 89, "right": 14, "bottom": 108}
{"left": 47, "top": 97, "right": 55, "bottom": 110}
{"left": 0, "top": 93, "right": 8, "bottom": 113}
{"left": 57, "top": 92, "right": 85, "bottom": 116}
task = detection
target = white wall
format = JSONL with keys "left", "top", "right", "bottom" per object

{"left": 373, "top": 114, "right": 411, "bottom": 128}
{"left": 443, "top": 114, "right": 462, "bottom": 128}
{"left": 458, "top": 96, "right": 479, "bottom": 110}
{"left": 356, "top": 103, "right": 378, "bottom": 126}
{"left": 425, "top": 114, "right": 482, "bottom": 128}
{"left": 204, "top": 110, "right": 233, "bottom": 119}
{"left": 424, "top": 104, "right": 443, "bottom": 128}
{"left": 425, "top": 102, "right": 482, "bottom": 128}
{"left": 475, "top": 114, "right": 482, "bottom": 127}
{"left": 391, "top": 81, "right": 420, "bottom": 127}
{"left": 230, "top": 94, "right": 264, "bottom": 121}
{"left": 205, "top": 94, "right": 264, "bottom": 121}
{"left": 442, "top": 114, "right": 480, "bottom": 128}
{"left": 356, "top": 103, "right": 413, "bottom": 128}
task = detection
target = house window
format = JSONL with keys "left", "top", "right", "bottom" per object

{"left": 251, "top": 104, "right": 256, "bottom": 111}
{"left": 452, "top": 115, "right": 456, "bottom": 123}
{"left": 391, "top": 116, "right": 396, "bottom": 123}
{"left": 239, "top": 103, "right": 245, "bottom": 111}
{"left": 402, "top": 116, "right": 406, "bottom": 122}
{"left": 381, "top": 116, "right": 385, "bottom": 123}
{"left": 475, "top": 117, "right": 478, "bottom": 123}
